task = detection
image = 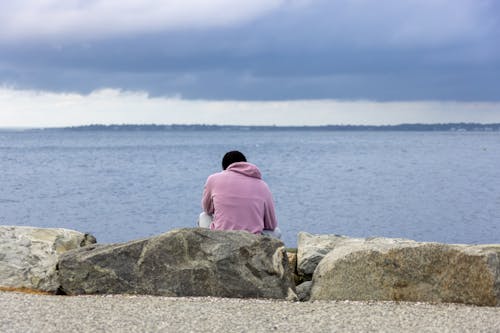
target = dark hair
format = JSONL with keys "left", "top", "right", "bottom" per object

{"left": 222, "top": 151, "right": 247, "bottom": 170}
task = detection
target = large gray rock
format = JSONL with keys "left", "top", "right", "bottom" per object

{"left": 310, "top": 237, "right": 500, "bottom": 306}
{"left": 58, "top": 228, "right": 296, "bottom": 299}
{"left": 0, "top": 226, "right": 96, "bottom": 292}
{"left": 297, "top": 232, "right": 351, "bottom": 278}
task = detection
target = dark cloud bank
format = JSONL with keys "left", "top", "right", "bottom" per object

{"left": 1, "top": 0, "right": 499, "bottom": 101}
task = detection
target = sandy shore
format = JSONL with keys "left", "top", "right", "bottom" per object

{"left": 1, "top": 291, "right": 499, "bottom": 332}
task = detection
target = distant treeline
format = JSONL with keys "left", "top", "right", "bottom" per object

{"left": 56, "top": 123, "right": 500, "bottom": 132}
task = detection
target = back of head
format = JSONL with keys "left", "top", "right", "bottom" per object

{"left": 222, "top": 151, "right": 247, "bottom": 170}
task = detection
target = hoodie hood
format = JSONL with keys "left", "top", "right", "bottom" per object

{"left": 226, "top": 162, "right": 262, "bottom": 179}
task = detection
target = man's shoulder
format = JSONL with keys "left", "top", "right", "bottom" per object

{"left": 206, "top": 171, "right": 225, "bottom": 182}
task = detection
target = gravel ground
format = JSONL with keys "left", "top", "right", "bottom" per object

{"left": 1, "top": 291, "right": 499, "bottom": 332}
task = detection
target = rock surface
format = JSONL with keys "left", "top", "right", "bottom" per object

{"left": 0, "top": 226, "right": 96, "bottom": 292}
{"left": 310, "top": 237, "right": 500, "bottom": 306}
{"left": 297, "top": 232, "right": 350, "bottom": 278}
{"left": 296, "top": 281, "right": 313, "bottom": 301}
{"left": 286, "top": 250, "right": 301, "bottom": 285}
{"left": 58, "top": 228, "right": 296, "bottom": 299}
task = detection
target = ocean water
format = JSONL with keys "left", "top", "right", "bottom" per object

{"left": 0, "top": 129, "right": 499, "bottom": 247}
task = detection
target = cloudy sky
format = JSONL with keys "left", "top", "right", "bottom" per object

{"left": 1, "top": 0, "right": 499, "bottom": 127}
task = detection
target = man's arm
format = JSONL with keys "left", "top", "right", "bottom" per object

{"left": 263, "top": 190, "right": 278, "bottom": 231}
{"left": 202, "top": 176, "right": 215, "bottom": 215}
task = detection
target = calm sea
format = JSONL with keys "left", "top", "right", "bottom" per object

{"left": 1, "top": 129, "right": 499, "bottom": 247}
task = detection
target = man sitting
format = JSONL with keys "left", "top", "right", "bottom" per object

{"left": 199, "top": 151, "right": 281, "bottom": 238}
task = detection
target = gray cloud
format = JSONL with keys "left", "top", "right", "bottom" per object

{"left": 0, "top": 0, "right": 499, "bottom": 101}
{"left": 0, "top": 0, "right": 286, "bottom": 40}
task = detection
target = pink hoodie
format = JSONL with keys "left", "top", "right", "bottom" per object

{"left": 202, "top": 162, "right": 278, "bottom": 234}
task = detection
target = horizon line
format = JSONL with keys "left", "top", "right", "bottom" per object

{"left": 2, "top": 122, "right": 500, "bottom": 131}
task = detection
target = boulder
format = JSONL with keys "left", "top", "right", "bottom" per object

{"left": 296, "top": 281, "right": 313, "bottom": 301}
{"left": 58, "top": 228, "right": 296, "bottom": 300}
{"left": 297, "top": 232, "right": 351, "bottom": 278}
{"left": 0, "top": 226, "right": 96, "bottom": 292}
{"left": 310, "top": 236, "right": 500, "bottom": 306}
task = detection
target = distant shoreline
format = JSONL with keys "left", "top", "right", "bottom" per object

{"left": 3, "top": 123, "right": 500, "bottom": 132}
